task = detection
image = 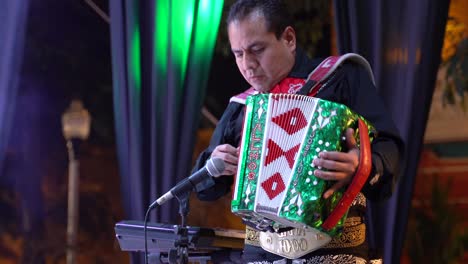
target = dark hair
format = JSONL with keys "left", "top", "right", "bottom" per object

{"left": 227, "top": 0, "right": 292, "bottom": 39}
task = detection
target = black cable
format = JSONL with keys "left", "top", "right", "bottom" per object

{"left": 144, "top": 205, "right": 153, "bottom": 264}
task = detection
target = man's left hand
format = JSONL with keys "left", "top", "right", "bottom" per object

{"left": 312, "top": 128, "right": 359, "bottom": 199}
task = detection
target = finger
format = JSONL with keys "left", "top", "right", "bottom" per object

{"left": 313, "top": 169, "right": 348, "bottom": 181}
{"left": 313, "top": 157, "right": 355, "bottom": 173}
{"left": 221, "top": 153, "right": 239, "bottom": 165}
{"left": 211, "top": 151, "right": 238, "bottom": 165}
{"left": 212, "top": 145, "right": 239, "bottom": 164}
{"left": 323, "top": 180, "right": 347, "bottom": 199}
{"left": 216, "top": 144, "right": 239, "bottom": 154}
{"left": 345, "top": 128, "right": 357, "bottom": 150}
{"left": 222, "top": 163, "right": 238, "bottom": 176}
{"left": 318, "top": 151, "right": 355, "bottom": 163}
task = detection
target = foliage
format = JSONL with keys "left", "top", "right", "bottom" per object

{"left": 405, "top": 176, "right": 468, "bottom": 264}
{"left": 442, "top": 37, "right": 468, "bottom": 110}
{"left": 440, "top": 18, "right": 468, "bottom": 111}
{"left": 214, "top": 0, "right": 331, "bottom": 58}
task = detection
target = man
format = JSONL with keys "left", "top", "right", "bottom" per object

{"left": 193, "top": 0, "right": 403, "bottom": 263}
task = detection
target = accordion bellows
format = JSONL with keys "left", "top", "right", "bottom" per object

{"left": 231, "top": 94, "right": 374, "bottom": 236}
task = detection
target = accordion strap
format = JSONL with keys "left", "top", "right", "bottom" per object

{"left": 298, "top": 53, "right": 375, "bottom": 96}
{"left": 321, "top": 119, "right": 373, "bottom": 231}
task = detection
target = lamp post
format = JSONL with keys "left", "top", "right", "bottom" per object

{"left": 61, "top": 100, "right": 91, "bottom": 264}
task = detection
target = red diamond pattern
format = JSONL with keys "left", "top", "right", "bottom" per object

{"left": 271, "top": 107, "right": 308, "bottom": 135}
{"left": 265, "top": 139, "right": 300, "bottom": 168}
{"left": 261, "top": 173, "right": 286, "bottom": 200}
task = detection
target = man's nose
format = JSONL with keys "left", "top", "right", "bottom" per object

{"left": 242, "top": 53, "right": 257, "bottom": 70}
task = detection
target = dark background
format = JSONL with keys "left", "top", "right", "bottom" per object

{"left": 0, "top": 0, "right": 332, "bottom": 262}
{"left": 4, "top": 0, "right": 464, "bottom": 263}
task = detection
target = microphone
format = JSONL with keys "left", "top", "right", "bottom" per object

{"left": 149, "top": 157, "right": 225, "bottom": 209}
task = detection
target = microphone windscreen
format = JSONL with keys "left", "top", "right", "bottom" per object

{"left": 206, "top": 157, "right": 225, "bottom": 177}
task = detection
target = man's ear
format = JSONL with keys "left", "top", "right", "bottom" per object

{"left": 282, "top": 26, "right": 296, "bottom": 51}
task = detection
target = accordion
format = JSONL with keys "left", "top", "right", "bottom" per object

{"left": 231, "top": 94, "right": 374, "bottom": 238}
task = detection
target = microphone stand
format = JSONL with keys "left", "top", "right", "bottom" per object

{"left": 168, "top": 191, "right": 191, "bottom": 264}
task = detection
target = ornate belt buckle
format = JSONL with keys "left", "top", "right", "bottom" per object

{"left": 259, "top": 228, "right": 331, "bottom": 259}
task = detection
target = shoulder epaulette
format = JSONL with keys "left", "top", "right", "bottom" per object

{"left": 229, "top": 87, "right": 258, "bottom": 104}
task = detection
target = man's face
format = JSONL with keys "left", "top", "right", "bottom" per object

{"left": 228, "top": 13, "right": 296, "bottom": 93}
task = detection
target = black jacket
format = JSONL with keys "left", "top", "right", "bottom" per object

{"left": 194, "top": 49, "right": 403, "bottom": 202}
{"left": 192, "top": 49, "right": 404, "bottom": 261}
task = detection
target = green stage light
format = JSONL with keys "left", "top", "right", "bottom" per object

{"left": 154, "top": 0, "right": 169, "bottom": 75}
{"left": 131, "top": 26, "right": 141, "bottom": 91}
{"left": 193, "top": 0, "right": 224, "bottom": 60}
{"left": 153, "top": 0, "right": 223, "bottom": 88}
{"left": 171, "top": 0, "right": 195, "bottom": 86}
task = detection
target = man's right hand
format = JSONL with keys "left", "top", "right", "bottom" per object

{"left": 211, "top": 144, "right": 239, "bottom": 176}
